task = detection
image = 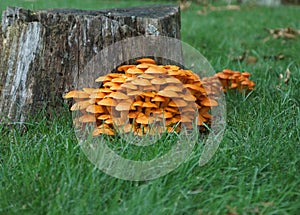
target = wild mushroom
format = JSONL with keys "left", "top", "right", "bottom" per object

{"left": 65, "top": 57, "right": 256, "bottom": 136}
{"left": 136, "top": 58, "right": 156, "bottom": 64}
{"left": 93, "top": 125, "right": 114, "bottom": 136}
{"left": 78, "top": 114, "right": 97, "bottom": 123}
{"left": 117, "top": 64, "right": 135, "bottom": 72}
{"left": 97, "top": 98, "right": 118, "bottom": 115}
{"left": 86, "top": 104, "right": 105, "bottom": 114}
{"left": 70, "top": 99, "right": 95, "bottom": 111}
{"left": 126, "top": 67, "right": 144, "bottom": 76}
{"left": 144, "top": 65, "right": 168, "bottom": 74}
{"left": 64, "top": 90, "right": 90, "bottom": 99}
{"left": 151, "top": 78, "right": 167, "bottom": 91}
{"left": 142, "top": 101, "right": 158, "bottom": 115}
{"left": 200, "top": 97, "right": 218, "bottom": 107}
{"left": 151, "top": 95, "right": 167, "bottom": 108}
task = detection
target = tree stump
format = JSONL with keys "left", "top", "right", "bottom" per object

{"left": 0, "top": 5, "right": 181, "bottom": 123}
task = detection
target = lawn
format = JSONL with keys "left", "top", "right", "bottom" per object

{"left": 1, "top": 0, "right": 300, "bottom": 214}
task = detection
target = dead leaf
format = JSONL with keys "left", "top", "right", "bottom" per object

{"left": 261, "top": 201, "right": 274, "bottom": 207}
{"left": 246, "top": 56, "right": 257, "bottom": 64}
{"left": 197, "top": 9, "right": 207, "bottom": 15}
{"left": 232, "top": 52, "right": 257, "bottom": 64}
{"left": 179, "top": 0, "right": 191, "bottom": 11}
{"left": 279, "top": 68, "right": 291, "bottom": 84}
{"left": 262, "top": 36, "right": 270, "bottom": 43}
{"left": 226, "top": 205, "right": 239, "bottom": 215}
{"left": 265, "top": 27, "right": 300, "bottom": 39}
{"left": 197, "top": 4, "right": 240, "bottom": 15}
{"left": 282, "top": 32, "right": 296, "bottom": 39}
{"left": 232, "top": 51, "right": 247, "bottom": 62}
{"left": 263, "top": 53, "right": 285, "bottom": 60}
{"left": 210, "top": 5, "right": 240, "bottom": 11}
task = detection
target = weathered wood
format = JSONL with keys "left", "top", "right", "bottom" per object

{"left": 0, "top": 5, "right": 181, "bottom": 123}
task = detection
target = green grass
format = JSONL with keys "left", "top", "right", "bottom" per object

{"left": 1, "top": 1, "right": 300, "bottom": 214}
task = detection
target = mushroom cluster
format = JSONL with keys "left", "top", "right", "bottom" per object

{"left": 64, "top": 58, "right": 255, "bottom": 136}
{"left": 215, "top": 69, "right": 255, "bottom": 92}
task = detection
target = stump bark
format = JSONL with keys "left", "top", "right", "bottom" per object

{"left": 0, "top": 5, "right": 181, "bottom": 123}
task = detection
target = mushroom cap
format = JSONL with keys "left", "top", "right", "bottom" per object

{"left": 151, "top": 95, "right": 166, "bottom": 102}
{"left": 120, "top": 124, "right": 134, "bottom": 133}
{"left": 163, "top": 85, "right": 183, "bottom": 92}
{"left": 158, "top": 111, "right": 173, "bottom": 119}
{"left": 202, "top": 112, "right": 212, "bottom": 119}
{"left": 167, "top": 70, "right": 180, "bottom": 76}
{"left": 93, "top": 127, "right": 114, "bottom": 136}
{"left": 126, "top": 67, "right": 144, "bottom": 75}
{"left": 137, "top": 74, "right": 156, "bottom": 79}
{"left": 64, "top": 90, "right": 90, "bottom": 99}
{"left": 120, "top": 82, "right": 138, "bottom": 90}
{"left": 197, "top": 114, "right": 207, "bottom": 125}
{"left": 216, "top": 72, "right": 229, "bottom": 79}
{"left": 230, "top": 83, "right": 238, "bottom": 89}
{"left": 89, "top": 92, "right": 106, "bottom": 99}
{"left": 180, "top": 115, "right": 193, "bottom": 123}
{"left": 136, "top": 58, "right": 156, "bottom": 64}
{"left": 135, "top": 113, "right": 149, "bottom": 124}
{"left": 110, "top": 84, "right": 121, "bottom": 91}
{"left": 158, "top": 90, "right": 181, "bottom": 98}
{"left": 200, "top": 97, "right": 218, "bottom": 107}
{"left": 222, "top": 69, "right": 234, "bottom": 75}
{"left": 99, "top": 88, "right": 113, "bottom": 93}
{"left": 241, "top": 80, "right": 250, "bottom": 86}
{"left": 164, "top": 65, "right": 180, "bottom": 70}
{"left": 131, "top": 78, "right": 152, "bottom": 86}
{"left": 142, "top": 92, "right": 155, "bottom": 98}
{"left": 70, "top": 99, "right": 95, "bottom": 111}
{"left": 136, "top": 63, "right": 153, "bottom": 70}
{"left": 97, "top": 114, "right": 111, "bottom": 120}
{"left": 182, "top": 94, "right": 197, "bottom": 101}
{"left": 184, "top": 84, "right": 205, "bottom": 92}
{"left": 107, "top": 73, "right": 124, "bottom": 78}
{"left": 142, "top": 102, "right": 158, "bottom": 108}
{"left": 103, "top": 82, "right": 117, "bottom": 88}
{"left": 132, "top": 100, "right": 144, "bottom": 107}
{"left": 86, "top": 105, "right": 105, "bottom": 113}
{"left": 164, "top": 106, "right": 179, "bottom": 113}
{"left": 242, "top": 72, "right": 251, "bottom": 78}
{"left": 128, "top": 90, "right": 143, "bottom": 96}
{"left": 199, "top": 106, "right": 210, "bottom": 115}
{"left": 151, "top": 78, "right": 167, "bottom": 85}
{"left": 165, "top": 77, "right": 182, "bottom": 84}
{"left": 248, "top": 81, "right": 256, "bottom": 87}
{"left": 144, "top": 66, "right": 168, "bottom": 74}
{"left": 232, "top": 72, "right": 241, "bottom": 78}
{"left": 78, "top": 114, "right": 96, "bottom": 123}
{"left": 116, "top": 101, "right": 132, "bottom": 111}
{"left": 117, "top": 64, "right": 135, "bottom": 72}
{"left": 107, "top": 92, "right": 130, "bottom": 100}
{"left": 128, "top": 111, "right": 139, "bottom": 119}
{"left": 182, "top": 106, "right": 197, "bottom": 112}
{"left": 143, "top": 85, "right": 156, "bottom": 91}
{"left": 104, "top": 118, "right": 113, "bottom": 125}
{"left": 82, "top": 88, "right": 98, "bottom": 94}
{"left": 97, "top": 98, "right": 118, "bottom": 106}
{"left": 95, "top": 75, "right": 111, "bottom": 82}
{"left": 168, "top": 99, "right": 188, "bottom": 107}
{"left": 111, "top": 77, "right": 126, "bottom": 83}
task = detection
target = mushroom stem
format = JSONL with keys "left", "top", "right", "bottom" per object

{"left": 120, "top": 111, "right": 127, "bottom": 125}
{"left": 145, "top": 108, "right": 152, "bottom": 116}
{"left": 161, "top": 98, "right": 170, "bottom": 108}
{"left": 155, "top": 101, "right": 161, "bottom": 108}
